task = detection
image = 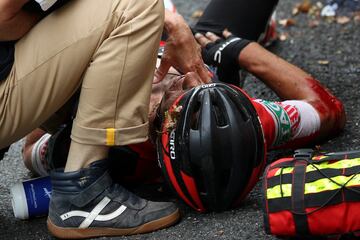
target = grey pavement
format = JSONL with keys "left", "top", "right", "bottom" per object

{"left": 1, "top": 0, "right": 359, "bottom": 239}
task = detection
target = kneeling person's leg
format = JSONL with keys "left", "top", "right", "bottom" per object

{"left": 66, "top": 0, "right": 165, "bottom": 171}
{"left": 46, "top": 0, "right": 180, "bottom": 238}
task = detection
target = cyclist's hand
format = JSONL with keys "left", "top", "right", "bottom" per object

{"left": 195, "top": 29, "right": 252, "bottom": 69}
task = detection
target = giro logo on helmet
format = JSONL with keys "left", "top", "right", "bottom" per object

{"left": 201, "top": 83, "right": 217, "bottom": 89}
{"left": 169, "top": 129, "right": 176, "bottom": 160}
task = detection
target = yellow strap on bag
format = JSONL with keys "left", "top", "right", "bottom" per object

{"left": 267, "top": 173, "right": 360, "bottom": 199}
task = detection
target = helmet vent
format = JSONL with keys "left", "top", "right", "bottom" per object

{"left": 212, "top": 104, "right": 227, "bottom": 127}
{"left": 211, "top": 88, "right": 228, "bottom": 127}
{"left": 190, "top": 101, "right": 201, "bottom": 130}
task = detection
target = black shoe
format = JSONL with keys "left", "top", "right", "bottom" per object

{"left": 47, "top": 160, "right": 180, "bottom": 239}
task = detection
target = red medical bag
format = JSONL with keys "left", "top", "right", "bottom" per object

{"left": 263, "top": 149, "right": 360, "bottom": 238}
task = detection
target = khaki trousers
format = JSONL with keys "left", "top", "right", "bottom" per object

{"left": 0, "top": 0, "right": 164, "bottom": 149}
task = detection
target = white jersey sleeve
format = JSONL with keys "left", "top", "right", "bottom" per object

{"left": 254, "top": 99, "right": 321, "bottom": 147}
{"left": 282, "top": 100, "right": 321, "bottom": 139}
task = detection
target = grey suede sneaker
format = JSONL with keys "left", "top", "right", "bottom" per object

{"left": 47, "top": 160, "right": 180, "bottom": 239}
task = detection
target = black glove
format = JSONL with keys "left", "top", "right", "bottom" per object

{"left": 201, "top": 35, "right": 251, "bottom": 85}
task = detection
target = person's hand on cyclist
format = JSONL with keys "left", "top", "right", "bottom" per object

{"left": 155, "top": 10, "right": 211, "bottom": 84}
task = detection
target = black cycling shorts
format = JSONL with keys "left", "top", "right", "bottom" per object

{"left": 193, "top": 0, "right": 279, "bottom": 41}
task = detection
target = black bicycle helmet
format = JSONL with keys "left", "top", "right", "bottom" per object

{"left": 157, "top": 83, "right": 266, "bottom": 212}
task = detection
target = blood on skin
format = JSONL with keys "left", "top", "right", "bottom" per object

{"left": 306, "top": 77, "right": 345, "bottom": 131}
{"left": 274, "top": 78, "right": 345, "bottom": 149}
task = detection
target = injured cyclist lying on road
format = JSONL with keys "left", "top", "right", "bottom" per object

{"left": 23, "top": 29, "right": 345, "bottom": 212}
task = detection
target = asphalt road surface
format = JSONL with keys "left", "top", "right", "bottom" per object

{"left": 0, "top": 0, "right": 359, "bottom": 239}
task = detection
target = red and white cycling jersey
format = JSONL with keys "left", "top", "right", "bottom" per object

{"left": 253, "top": 99, "right": 320, "bottom": 149}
